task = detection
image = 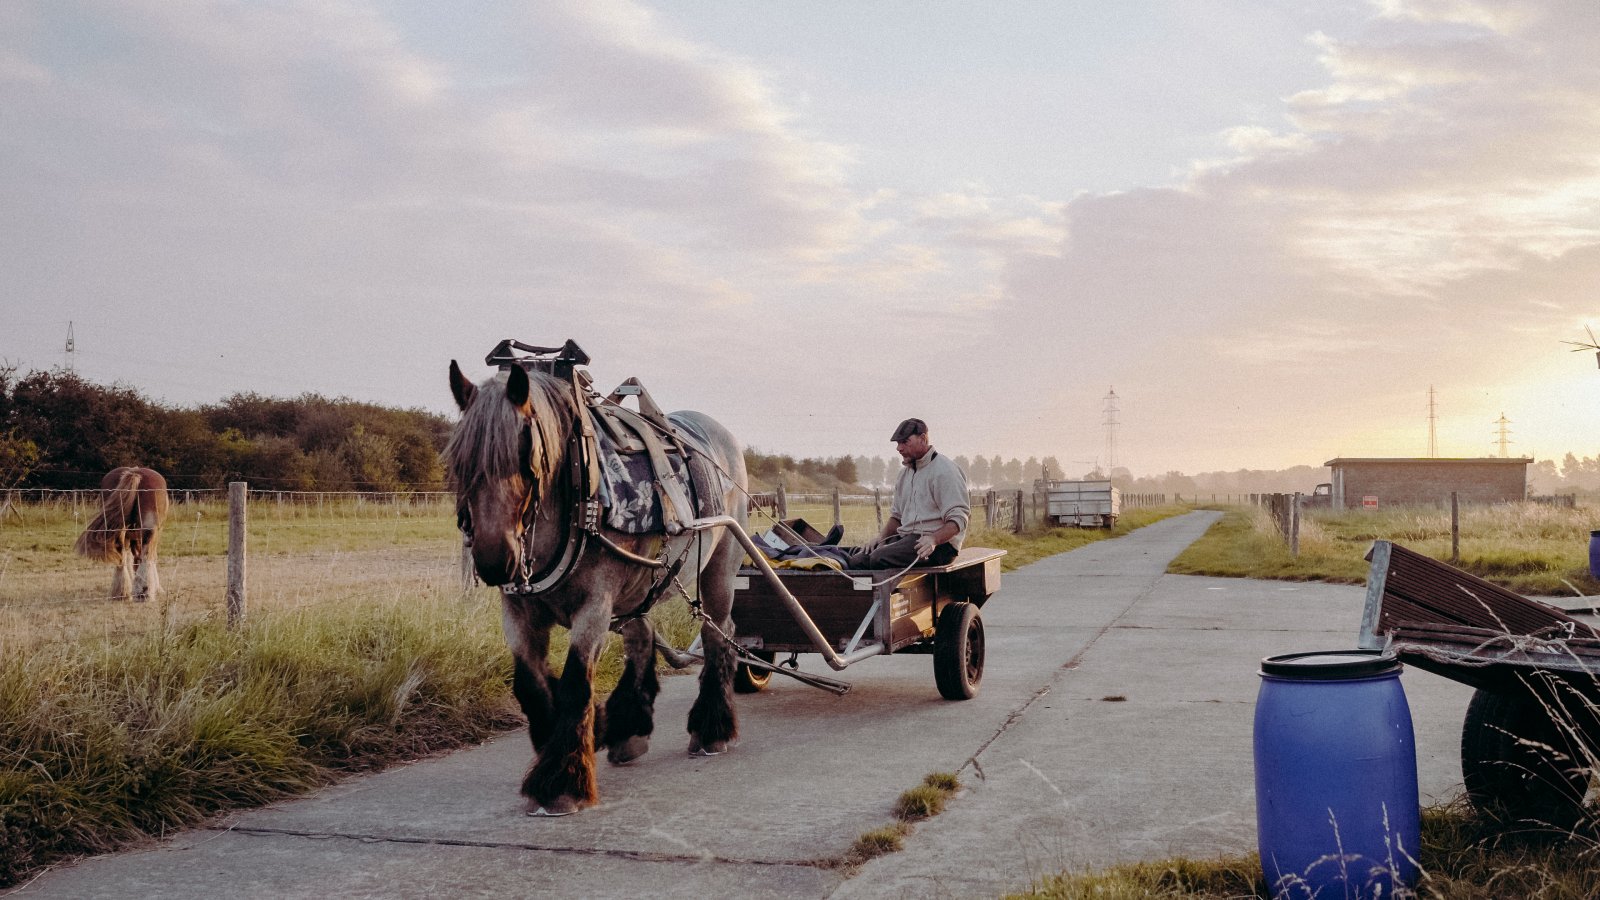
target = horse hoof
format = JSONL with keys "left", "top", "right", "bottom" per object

{"left": 608, "top": 735, "right": 650, "bottom": 766}
{"left": 688, "top": 737, "right": 729, "bottom": 757}
{"left": 525, "top": 796, "right": 581, "bottom": 817}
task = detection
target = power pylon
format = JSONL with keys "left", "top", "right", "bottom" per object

{"left": 1493, "top": 413, "right": 1513, "bottom": 458}
{"left": 1427, "top": 386, "right": 1437, "bottom": 457}
{"left": 1102, "top": 387, "right": 1119, "bottom": 472}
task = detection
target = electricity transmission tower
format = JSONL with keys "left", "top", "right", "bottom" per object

{"left": 1427, "top": 386, "right": 1437, "bottom": 457}
{"left": 1493, "top": 413, "right": 1513, "bottom": 458}
{"left": 1102, "top": 387, "right": 1119, "bottom": 473}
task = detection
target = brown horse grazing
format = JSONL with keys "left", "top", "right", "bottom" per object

{"left": 444, "top": 358, "right": 750, "bottom": 816}
{"left": 74, "top": 466, "right": 170, "bottom": 602}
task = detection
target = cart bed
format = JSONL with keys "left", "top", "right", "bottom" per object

{"left": 733, "top": 546, "right": 1004, "bottom": 656}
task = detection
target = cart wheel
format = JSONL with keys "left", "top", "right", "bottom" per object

{"left": 934, "top": 602, "right": 984, "bottom": 701}
{"left": 733, "top": 650, "right": 775, "bottom": 694}
{"left": 1461, "top": 686, "right": 1595, "bottom": 829}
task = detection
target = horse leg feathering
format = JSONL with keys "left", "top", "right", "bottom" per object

{"left": 602, "top": 617, "right": 660, "bottom": 765}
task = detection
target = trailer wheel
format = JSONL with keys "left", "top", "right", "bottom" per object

{"left": 1461, "top": 686, "right": 1595, "bottom": 829}
{"left": 934, "top": 602, "right": 984, "bottom": 700}
{"left": 733, "top": 650, "right": 775, "bottom": 694}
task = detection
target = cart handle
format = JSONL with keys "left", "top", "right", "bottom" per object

{"left": 683, "top": 514, "right": 885, "bottom": 671}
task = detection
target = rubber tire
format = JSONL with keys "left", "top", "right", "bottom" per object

{"left": 1461, "top": 686, "right": 1594, "bottom": 830}
{"left": 934, "top": 601, "right": 984, "bottom": 701}
{"left": 733, "top": 650, "right": 775, "bottom": 694}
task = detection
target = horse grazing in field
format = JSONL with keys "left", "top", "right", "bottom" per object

{"left": 73, "top": 466, "right": 170, "bottom": 602}
{"left": 445, "top": 357, "right": 749, "bottom": 816}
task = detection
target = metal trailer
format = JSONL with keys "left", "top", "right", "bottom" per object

{"left": 1043, "top": 479, "right": 1121, "bottom": 529}
{"left": 655, "top": 514, "right": 1005, "bottom": 701}
{"left": 1357, "top": 540, "right": 1600, "bottom": 829}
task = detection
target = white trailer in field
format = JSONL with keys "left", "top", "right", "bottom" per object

{"left": 1043, "top": 479, "right": 1121, "bottom": 529}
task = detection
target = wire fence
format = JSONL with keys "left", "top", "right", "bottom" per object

{"left": 0, "top": 485, "right": 1200, "bottom": 648}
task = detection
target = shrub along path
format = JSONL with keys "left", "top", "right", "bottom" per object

{"left": 12, "top": 512, "right": 1475, "bottom": 899}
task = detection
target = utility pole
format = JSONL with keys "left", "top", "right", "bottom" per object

{"left": 1102, "top": 387, "right": 1120, "bottom": 473}
{"left": 1493, "top": 413, "right": 1512, "bottom": 458}
{"left": 1427, "top": 385, "right": 1437, "bottom": 457}
{"left": 64, "top": 321, "right": 76, "bottom": 373}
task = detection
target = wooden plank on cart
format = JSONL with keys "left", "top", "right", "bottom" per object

{"left": 1357, "top": 539, "right": 1600, "bottom": 692}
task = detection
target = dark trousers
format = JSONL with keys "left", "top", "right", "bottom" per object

{"left": 846, "top": 532, "right": 957, "bottom": 570}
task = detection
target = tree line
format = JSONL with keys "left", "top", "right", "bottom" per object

{"left": 0, "top": 368, "right": 450, "bottom": 492}
{"left": 4, "top": 367, "right": 1452, "bottom": 498}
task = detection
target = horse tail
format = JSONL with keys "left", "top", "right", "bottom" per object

{"left": 74, "top": 469, "right": 142, "bottom": 562}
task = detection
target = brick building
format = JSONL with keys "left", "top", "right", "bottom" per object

{"left": 1323, "top": 457, "right": 1531, "bottom": 511}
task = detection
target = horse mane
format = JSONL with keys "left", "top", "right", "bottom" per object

{"left": 74, "top": 468, "right": 140, "bottom": 562}
{"left": 443, "top": 371, "right": 574, "bottom": 494}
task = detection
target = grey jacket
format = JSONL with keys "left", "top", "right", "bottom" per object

{"left": 890, "top": 449, "right": 970, "bottom": 548}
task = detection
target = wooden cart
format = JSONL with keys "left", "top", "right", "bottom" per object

{"left": 1357, "top": 540, "right": 1600, "bottom": 828}
{"left": 728, "top": 546, "right": 1006, "bottom": 700}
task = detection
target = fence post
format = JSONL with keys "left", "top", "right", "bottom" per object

{"left": 1450, "top": 492, "right": 1460, "bottom": 564}
{"left": 227, "top": 481, "right": 248, "bottom": 629}
{"left": 776, "top": 481, "right": 787, "bottom": 519}
{"left": 831, "top": 488, "right": 841, "bottom": 528}
{"left": 1290, "top": 493, "right": 1300, "bottom": 557}
{"left": 873, "top": 487, "right": 883, "bottom": 528}
{"left": 985, "top": 490, "right": 997, "bottom": 528}
{"left": 1013, "top": 489, "right": 1024, "bottom": 533}
{"left": 461, "top": 540, "right": 477, "bottom": 593}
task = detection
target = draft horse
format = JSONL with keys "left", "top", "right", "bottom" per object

{"left": 73, "top": 466, "right": 170, "bottom": 602}
{"left": 445, "top": 358, "right": 749, "bottom": 816}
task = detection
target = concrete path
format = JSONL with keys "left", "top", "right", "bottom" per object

{"left": 9, "top": 512, "right": 1474, "bottom": 899}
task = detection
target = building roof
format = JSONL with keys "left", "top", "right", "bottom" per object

{"left": 1322, "top": 457, "right": 1533, "bottom": 467}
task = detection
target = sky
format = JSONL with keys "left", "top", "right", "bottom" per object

{"left": 3, "top": 0, "right": 1598, "bottom": 476}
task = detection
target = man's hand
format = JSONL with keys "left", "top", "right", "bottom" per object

{"left": 914, "top": 533, "right": 936, "bottom": 560}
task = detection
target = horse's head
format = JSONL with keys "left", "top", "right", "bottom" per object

{"left": 445, "top": 360, "right": 569, "bottom": 586}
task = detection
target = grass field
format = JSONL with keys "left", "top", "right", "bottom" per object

{"left": 1170, "top": 502, "right": 1600, "bottom": 596}
{"left": 0, "top": 493, "right": 1188, "bottom": 886}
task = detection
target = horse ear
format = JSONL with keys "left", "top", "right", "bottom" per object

{"left": 449, "top": 360, "right": 476, "bottom": 411}
{"left": 505, "top": 364, "right": 530, "bottom": 408}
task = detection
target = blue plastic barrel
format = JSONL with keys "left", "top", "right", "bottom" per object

{"left": 1254, "top": 650, "right": 1419, "bottom": 899}
{"left": 1589, "top": 530, "right": 1600, "bottom": 581}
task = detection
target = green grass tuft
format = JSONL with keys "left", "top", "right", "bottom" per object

{"left": 894, "top": 784, "right": 948, "bottom": 820}
{"left": 850, "top": 824, "right": 908, "bottom": 861}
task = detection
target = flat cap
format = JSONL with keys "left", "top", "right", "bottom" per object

{"left": 889, "top": 418, "right": 927, "bottom": 442}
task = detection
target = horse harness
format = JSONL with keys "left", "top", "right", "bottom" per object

{"left": 487, "top": 341, "right": 709, "bottom": 616}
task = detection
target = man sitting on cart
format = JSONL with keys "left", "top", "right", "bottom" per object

{"left": 847, "top": 418, "right": 970, "bottom": 569}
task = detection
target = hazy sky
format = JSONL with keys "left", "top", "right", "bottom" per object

{"left": 4, "top": 0, "right": 1597, "bottom": 475}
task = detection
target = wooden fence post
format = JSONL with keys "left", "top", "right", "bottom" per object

{"left": 776, "top": 481, "right": 787, "bottom": 519}
{"left": 831, "top": 488, "right": 841, "bottom": 528}
{"left": 461, "top": 540, "right": 477, "bottom": 593}
{"left": 1450, "top": 492, "right": 1460, "bottom": 564}
{"left": 1290, "top": 493, "right": 1301, "bottom": 557}
{"left": 1013, "top": 489, "right": 1024, "bottom": 533}
{"left": 226, "top": 481, "right": 248, "bottom": 629}
{"left": 873, "top": 487, "right": 883, "bottom": 528}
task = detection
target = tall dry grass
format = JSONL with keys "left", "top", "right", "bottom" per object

{"left": 0, "top": 588, "right": 519, "bottom": 886}
{"left": 1011, "top": 805, "right": 1600, "bottom": 898}
{"left": 1171, "top": 502, "right": 1600, "bottom": 595}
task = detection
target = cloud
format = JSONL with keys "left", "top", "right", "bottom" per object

{"left": 4, "top": 0, "right": 1598, "bottom": 472}
{"left": 955, "top": 0, "right": 1600, "bottom": 468}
